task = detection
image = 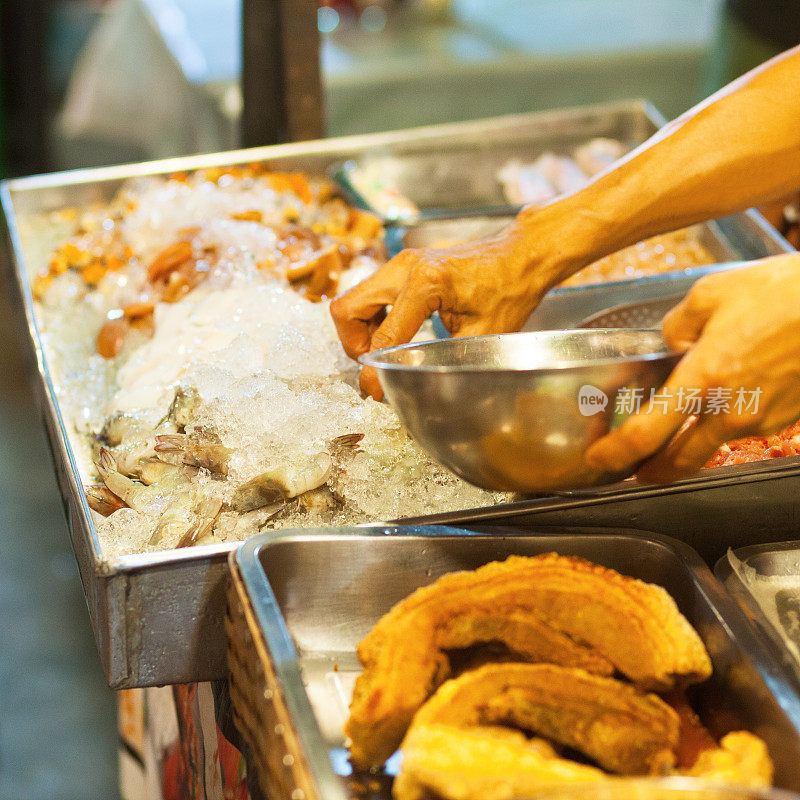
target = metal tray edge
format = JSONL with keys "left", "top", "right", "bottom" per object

{"left": 333, "top": 99, "right": 664, "bottom": 223}
{"left": 1, "top": 184, "right": 107, "bottom": 571}
{"left": 2, "top": 100, "right": 656, "bottom": 193}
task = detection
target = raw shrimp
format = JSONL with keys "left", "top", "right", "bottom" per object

{"left": 99, "top": 411, "right": 151, "bottom": 446}
{"left": 214, "top": 505, "right": 284, "bottom": 540}
{"left": 84, "top": 484, "right": 126, "bottom": 516}
{"left": 154, "top": 429, "right": 232, "bottom": 475}
{"left": 107, "top": 435, "right": 159, "bottom": 478}
{"left": 139, "top": 460, "right": 178, "bottom": 485}
{"left": 149, "top": 493, "right": 223, "bottom": 548}
{"left": 149, "top": 494, "right": 195, "bottom": 546}
{"left": 96, "top": 411, "right": 177, "bottom": 479}
{"left": 94, "top": 447, "right": 192, "bottom": 516}
{"left": 298, "top": 485, "right": 340, "bottom": 514}
{"left": 231, "top": 452, "right": 332, "bottom": 512}
{"left": 176, "top": 496, "right": 224, "bottom": 548}
{"left": 166, "top": 386, "right": 202, "bottom": 429}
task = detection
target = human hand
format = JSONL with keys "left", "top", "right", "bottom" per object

{"left": 330, "top": 226, "right": 555, "bottom": 399}
{"left": 585, "top": 253, "right": 800, "bottom": 483}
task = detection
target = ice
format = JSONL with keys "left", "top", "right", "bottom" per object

{"left": 94, "top": 508, "right": 158, "bottom": 559}
{"left": 33, "top": 171, "right": 508, "bottom": 557}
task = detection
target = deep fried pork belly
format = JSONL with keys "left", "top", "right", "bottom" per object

{"left": 407, "top": 664, "right": 681, "bottom": 776}
{"left": 346, "top": 554, "right": 711, "bottom": 768}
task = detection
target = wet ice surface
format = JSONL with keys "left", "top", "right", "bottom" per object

{"left": 29, "top": 174, "right": 505, "bottom": 558}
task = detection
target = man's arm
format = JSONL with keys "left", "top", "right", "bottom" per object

{"left": 526, "top": 43, "right": 800, "bottom": 287}
{"left": 331, "top": 45, "right": 800, "bottom": 398}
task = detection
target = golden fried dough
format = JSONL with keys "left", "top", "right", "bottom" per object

{"left": 393, "top": 724, "right": 603, "bottom": 800}
{"left": 346, "top": 554, "right": 710, "bottom": 768}
{"left": 346, "top": 604, "right": 610, "bottom": 769}
{"left": 684, "top": 731, "right": 773, "bottom": 787}
{"left": 438, "top": 611, "right": 615, "bottom": 675}
{"left": 408, "top": 664, "right": 680, "bottom": 776}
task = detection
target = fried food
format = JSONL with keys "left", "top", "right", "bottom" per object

{"left": 663, "top": 690, "right": 773, "bottom": 786}
{"left": 346, "top": 554, "right": 711, "bottom": 768}
{"left": 346, "top": 604, "right": 612, "bottom": 770}
{"left": 393, "top": 724, "right": 604, "bottom": 800}
{"left": 686, "top": 732, "right": 773, "bottom": 787}
{"left": 408, "top": 664, "right": 680, "bottom": 777}
{"left": 394, "top": 727, "right": 773, "bottom": 800}
{"left": 394, "top": 670, "right": 772, "bottom": 800}
{"left": 438, "top": 611, "right": 615, "bottom": 675}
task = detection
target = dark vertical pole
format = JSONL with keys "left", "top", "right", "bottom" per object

{"left": 241, "top": 0, "right": 324, "bottom": 147}
{"left": 0, "top": 0, "right": 50, "bottom": 175}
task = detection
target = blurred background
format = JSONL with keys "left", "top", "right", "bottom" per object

{"left": 0, "top": 2, "right": 797, "bottom": 799}
{"left": 1, "top": 0, "right": 795, "bottom": 178}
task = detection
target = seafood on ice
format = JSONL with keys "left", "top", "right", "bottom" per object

{"left": 30, "top": 165, "right": 506, "bottom": 556}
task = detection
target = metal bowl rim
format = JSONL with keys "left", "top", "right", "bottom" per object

{"left": 359, "top": 328, "right": 680, "bottom": 373}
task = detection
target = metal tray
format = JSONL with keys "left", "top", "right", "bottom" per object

{"left": 716, "top": 541, "right": 800, "bottom": 693}
{"left": 411, "top": 458, "right": 800, "bottom": 566}
{"left": 334, "top": 99, "right": 664, "bottom": 223}
{"left": 231, "top": 526, "right": 800, "bottom": 798}
{"left": 2, "top": 105, "right": 799, "bottom": 690}
{"left": 390, "top": 213, "right": 793, "bottom": 331}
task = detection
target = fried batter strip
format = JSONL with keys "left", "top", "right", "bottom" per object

{"left": 346, "top": 554, "right": 710, "bottom": 768}
{"left": 409, "top": 664, "right": 679, "bottom": 776}
{"left": 348, "top": 608, "right": 613, "bottom": 768}
{"left": 685, "top": 731, "right": 773, "bottom": 787}
{"left": 393, "top": 724, "right": 603, "bottom": 800}
{"left": 439, "top": 612, "right": 615, "bottom": 675}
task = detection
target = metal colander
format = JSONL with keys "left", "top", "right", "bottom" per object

{"left": 578, "top": 293, "right": 685, "bottom": 329}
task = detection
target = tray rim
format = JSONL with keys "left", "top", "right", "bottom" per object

{"left": 718, "top": 539, "right": 800, "bottom": 564}
{"left": 332, "top": 99, "right": 666, "bottom": 224}
{"left": 1, "top": 98, "right": 662, "bottom": 194}
{"left": 232, "top": 525, "right": 800, "bottom": 797}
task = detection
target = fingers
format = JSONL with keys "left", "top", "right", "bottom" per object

{"left": 359, "top": 265, "right": 452, "bottom": 401}
{"left": 584, "top": 402, "right": 685, "bottom": 476}
{"left": 369, "top": 264, "right": 449, "bottom": 352}
{"left": 330, "top": 257, "right": 410, "bottom": 359}
{"left": 636, "top": 415, "right": 730, "bottom": 483}
{"left": 662, "top": 275, "right": 724, "bottom": 350}
{"left": 359, "top": 364, "right": 384, "bottom": 401}
{"left": 584, "top": 351, "right": 705, "bottom": 474}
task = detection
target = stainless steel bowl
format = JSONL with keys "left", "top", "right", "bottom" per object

{"left": 360, "top": 329, "right": 681, "bottom": 492}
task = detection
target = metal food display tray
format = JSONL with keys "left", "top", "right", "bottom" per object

{"left": 2, "top": 104, "right": 798, "bottom": 690}
{"left": 228, "top": 526, "right": 800, "bottom": 800}
{"left": 334, "top": 99, "right": 665, "bottom": 222}
{"left": 716, "top": 541, "right": 800, "bottom": 692}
